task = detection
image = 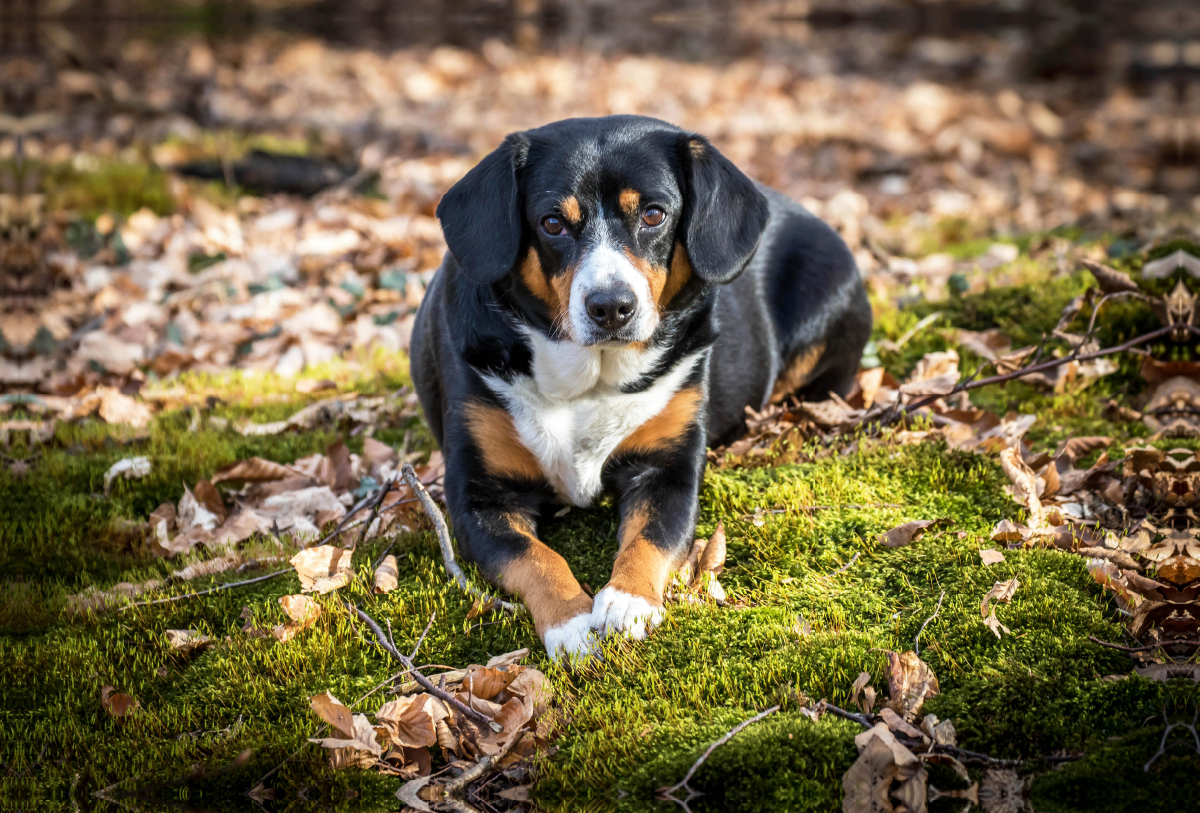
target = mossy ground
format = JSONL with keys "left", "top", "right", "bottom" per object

{"left": 5, "top": 238, "right": 1200, "bottom": 812}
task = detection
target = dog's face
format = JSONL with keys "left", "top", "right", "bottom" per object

{"left": 437, "top": 116, "right": 770, "bottom": 347}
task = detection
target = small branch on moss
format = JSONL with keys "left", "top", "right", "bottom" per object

{"left": 1145, "top": 710, "right": 1200, "bottom": 772}
{"left": 657, "top": 705, "right": 781, "bottom": 804}
{"left": 120, "top": 568, "right": 291, "bottom": 611}
{"left": 348, "top": 602, "right": 501, "bottom": 732}
{"left": 442, "top": 727, "right": 522, "bottom": 795}
{"left": 409, "top": 612, "right": 436, "bottom": 661}
{"left": 815, "top": 701, "right": 873, "bottom": 729}
{"left": 1087, "top": 635, "right": 1200, "bottom": 653}
{"left": 400, "top": 464, "right": 521, "bottom": 616}
{"left": 823, "top": 551, "right": 861, "bottom": 579}
{"left": 350, "top": 473, "right": 399, "bottom": 551}
{"left": 914, "top": 590, "right": 945, "bottom": 655}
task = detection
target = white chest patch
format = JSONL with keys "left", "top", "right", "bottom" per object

{"left": 483, "top": 331, "right": 702, "bottom": 507}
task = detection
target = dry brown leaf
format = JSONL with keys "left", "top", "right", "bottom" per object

{"left": 101, "top": 686, "right": 138, "bottom": 718}
{"left": 463, "top": 666, "right": 521, "bottom": 701}
{"left": 990, "top": 518, "right": 1027, "bottom": 543}
{"left": 309, "top": 713, "right": 383, "bottom": 765}
{"left": 97, "top": 386, "right": 153, "bottom": 428}
{"left": 983, "top": 610, "right": 1012, "bottom": 638}
{"left": 957, "top": 328, "right": 1012, "bottom": 361}
{"left": 999, "top": 446, "right": 1045, "bottom": 526}
{"left": 376, "top": 694, "right": 445, "bottom": 749}
{"left": 310, "top": 691, "right": 355, "bottom": 738}
{"left": 211, "top": 457, "right": 297, "bottom": 485}
{"left": 698, "top": 521, "right": 726, "bottom": 577}
{"left": 178, "top": 482, "right": 220, "bottom": 532}
{"left": 373, "top": 554, "right": 399, "bottom": 594}
{"left": 1081, "top": 259, "right": 1141, "bottom": 294}
{"left": 165, "top": 629, "right": 213, "bottom": 654}
{"left": 900, "top": 370, "right": 959, "bottom": 397}
{"left": 886, "top": 651, "right": 940, "bottom": 720}
{"left": 850, "top": 671, "right": 875, "bottom": 715}
{"left": 979, "top": 548, "right": 1006, "bottom": 565}
{"left": 879, "top": 706, "right": 926, "bottom": 741}
{"left": 273, "top": 594, "right": 321, "bottom": 642}
{"left": 290, "top": 545, "right": 354, "bottom": 594}
{"left": 362, "top": 436, "right": 398, "bottom": 476}
{"left": 979, "top": 768, "right": 1028, "bottom": 813}
{"left": 881, "top": 519, "right": 942, "bottom": 548}
{"left": 981, "top": 578, "right": 1020, "bottom": 617}
{"left": 192, "top": 479, "right": 227, "bottom": 525}
{"left": 842, "top": 733, "right": 902, "bottom": 813}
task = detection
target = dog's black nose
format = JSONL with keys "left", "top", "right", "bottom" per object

{"left": 585, "top": 287, "right": 637, "bottom": 331}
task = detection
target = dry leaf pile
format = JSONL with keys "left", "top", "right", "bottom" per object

{"left": 307, "top": 648, "right": 552, "bottom": 787}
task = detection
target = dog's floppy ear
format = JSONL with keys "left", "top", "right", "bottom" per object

{"left": 677, "top": 134, "right": 769, "bottom": 285}
{"left": 436, "top": 133, "right": 529, "bottom": 284}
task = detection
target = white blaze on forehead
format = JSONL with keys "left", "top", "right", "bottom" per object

{"left": 569, "top": 223, "right": 658, "bottom": 342}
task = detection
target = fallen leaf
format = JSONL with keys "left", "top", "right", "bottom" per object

{"left": 885, "top": 650, "right": 940, "bottom": 720}
{"left": 850, "top": 671, "right": 875, "bottom": 714}
{"left": 165, "top": 629, "right": 213, "bottom": 654}
{"left": 373, "top": 554, "right": 399, "bottom": 594}
{"left": 376, "top": 694, "right": 445, "bottom": 749}
{"left": 309, "top": 713, "right": 383, "bottom": 767}
{"left": 999, "top": 446, "right": 1044, "bottom": 526}
{"left": 879, "top": 707, "right": 925, "bottom": 741}
{"left": 178, "top": 482, "right": 220, "bottom": 532}
{"left": 990, "top": 519, "right": 1027, "bottom": 543}
{"left": 273, "top": 594, "right": 321, "bottom": 641}
{"left": 841, "top": 734, "right": 901, "bottom": 813}
{"left": 698, "top": 522, "right": 726, "bottom": 577}
{"left": 983, "top": 610, "right": 1011, "bottom": 638}
{"left": 103, "top": 456, "right": 151, "bottom": 494}
{"left": 978, "top": 768, "right": 1028, "bottom": 813}
{"left": 192, "top": 479, "right": 227, "bottom": 525}
{"left": 101, "top": 686, "right": 138, "bottom": 718}
{"left": 211, "top": 457, "right": 298, "bottom": 485}
{"left": 290, "top": 545, "right": 355, "bottom": 594}
{"left": 310, "top": 691, "right": 355, "bottom": 738}
{"left": 1081, "top": 259, "right": 1141, "bottom": 294}
{"left": 97, "top": 386, "right": 153, "bottom": 428}
{"left": 957, "top": 328, "right": 1011, "bottom": 361}
{"left": 981, "top": 578, "right": 1020, "bottom": 617}
{"left": 881, "top": 520, "right": 942, "bottom": 548}
{"left": 900, "top": 370, "right": 959, "bottom": 397}
{"left": 979, "top": 548, "right": 1006, "bottom": 565}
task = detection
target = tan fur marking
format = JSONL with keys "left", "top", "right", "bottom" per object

{"left": 606, "top": 505, "right": 674, "bottom": 603}
{"left": 769, "top": 342, "right": 827, "bottom": 404}
{"left": 660, "top": 243, "right": 693, "bottom": 307}
{"left": 520, "top": 250, "right": 560, "bottom": 312}
{"left": 688, "top": 138, "right": 706, "bottom": 158}
{"left": 500, "top": 516, "right": 592, "bottom": 636}
{"left": 623, "top": 247, "right": 668, "bottom": 304}
{"left": 614, "top": 386, "right": 702, "bottom": 456}
{"left": 559, "top": 196, "right": 581, "bottom": 226}
{"left": 463, "top": 401, "right": 543, "bottom": 481}
{"left": 619, "top": 188, "right": 641, "bottom": 218}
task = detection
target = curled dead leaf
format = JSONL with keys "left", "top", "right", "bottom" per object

{"left": 290, "top": 545, "right": 354, "bottom": 594}
{"left": 980, "top": 578, "right": 1020, "bottom": 617}
{"left": 885, "top": 651, "right": 940, "bottom": 720}
{"left": 165, "top": 629, "right": 213, "bottom": 654}
{"left": 273, "top": 594, "right": 321, "bottom": 641}
{"left": 373, "top": 554, "right": 399, "bottom": 594}
{"left": 698, "top": 522, "right": 726, "bottom": 577}
{"left": 310, "top": 691, "right": 355, "bottom": 738}
{"left": 101, "top": 686, "right": 138, "bottom": 718}
{"left": 979, "top": 548, "right": 1006, "bottom": 565}
{"left": 881, "top": 519, "right": 943, "bottom": 548}
{"left": 990, "top": 519, "right": 1027, "bottom": 543}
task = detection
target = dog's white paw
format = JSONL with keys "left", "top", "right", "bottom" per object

{"left": 543, "top": 613, "right": 598, "bottom": 662}
{"left": 590, "top": 587, "right": 664, "bottom": 640}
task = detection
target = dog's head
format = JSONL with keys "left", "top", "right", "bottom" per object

{"left": 436, "top": 115, "right": 770, "bottom": 346}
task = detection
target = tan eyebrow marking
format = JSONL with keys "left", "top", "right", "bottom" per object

{"left": 619, "top": 188, "right": 641, "bottom": 218}
{"left": 559, "top": 196, "right": 581, "bottom": 225}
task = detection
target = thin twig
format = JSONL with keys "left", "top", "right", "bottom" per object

{"left": 1087, "top": 635, "right": 1200, "bottom": 653}
{"left": 1145, "top": 710, "right": 1200, "bottom": 772}
{"left": 409, "top": 612, "right": 436, "bottom": 661}
{"left": 915, "top": 590, "right": 946, "bottom": 655}
{"left": 823, "top": 551, "right": 861, "bottom": 579}
{"left": 658, "top": 705, "right": 780, "bottom": 802}
{"left": 442, "top": 728, "right": 522, "bottom": 794}
{"left": 348, "top": 602, "right": 501, "bottom": 732}
{"left": 120, "top": 568, "right": 291, "bottom": 610}
{"left": 816, "top": 701, "right": 873, "bottom": 729}
{"left": 351, "top": 474, "right": 399, "bottom": 551}
{"left": 400, "top": 464, "right": 521, "bottom": 616}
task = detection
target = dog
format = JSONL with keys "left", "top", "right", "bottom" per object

{"left": 411, "top": 115, "right": 871, "bottom": 660}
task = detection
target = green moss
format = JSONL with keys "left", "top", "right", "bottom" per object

{"left": 43, "top": 160, "right": 175, "bottom": 218}
{"left": 5, "top": 254, "right": 1198, "bottom": 812}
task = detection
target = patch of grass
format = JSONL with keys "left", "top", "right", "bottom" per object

{"left": 42, "top": 159, "right": 175, "bottom": 218}
{"left": 6, "top": 279, "right": 1200, "bottom": 812}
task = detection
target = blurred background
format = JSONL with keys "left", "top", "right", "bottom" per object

{"left": 1, "top": 0, "right": 1198, "bottom": 400}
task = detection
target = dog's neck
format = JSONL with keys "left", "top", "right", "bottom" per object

{"left": 518, "top": 328, "right": 666, "bottom": 401}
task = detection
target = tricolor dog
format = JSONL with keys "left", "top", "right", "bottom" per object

{"left": 411, "top": 115, "right": 871, "bottom": 660}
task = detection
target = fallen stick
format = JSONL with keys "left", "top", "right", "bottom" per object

{"left": 823, "top": 551, "right": 861, "bottom": 579}
{"left": 120, "top": 568, "right": 291, "bottom": 610}
{"left": 657, "top": 705, "right": 780, "bottom": 802}
{"left": 400, "top": 464, "right": 521, "bottom": 616}
{"left": 914, "top": 590, "right": 946, "bottom": 655}
{"left": 348, "top": 602, "right": 501, "bottom": 732}
{"left": 1087, "top": 635, "right": 1200, "bottom": 653}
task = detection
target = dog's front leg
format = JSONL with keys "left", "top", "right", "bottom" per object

{"left": 591, "top": 389, "right": 707, "bottom": 640}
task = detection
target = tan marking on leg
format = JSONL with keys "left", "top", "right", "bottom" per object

{"left": 769, "top": 342, "right": 827, "bottom": 404}
{"left": 614, "top": 386, "right": 702, "bottom": 456}
{"left": 463, "top": 401, "right": 543, "bottom": 481}
{"left": 499, "top": 515, "right": 592, "bottom": 637}
{"left": 623, "top": 247, "right": 667, "bottom": 303}
{"left": 606, "top": 504, "right": 675, "bottom": 604}
{"left": 559, "top": 196, "right": 581, "bottom": 226}
{"left": 619, "top": 188, "right": 641, "bottom": 219}
{"left": 660, "top": 242, "right": 693, "bottom": 307}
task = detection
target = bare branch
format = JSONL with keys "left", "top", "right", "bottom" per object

{"left": 658, "top": 705, "right": 780, "bottom": 802}
{"left": 915, "top": 590, "right": 946, "bottom": 655}
{"left": 400, "top": 464, "right": 521, "bottom": 616}
{"left": 120, "top": 568, "right": 291, "bottom": 611}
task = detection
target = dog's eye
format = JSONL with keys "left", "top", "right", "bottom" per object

{"left": 642, "top": 207, "right": 665, "bottom": 227}
{"left": 541, "top": 215, "right": 564, "bottom": 236}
